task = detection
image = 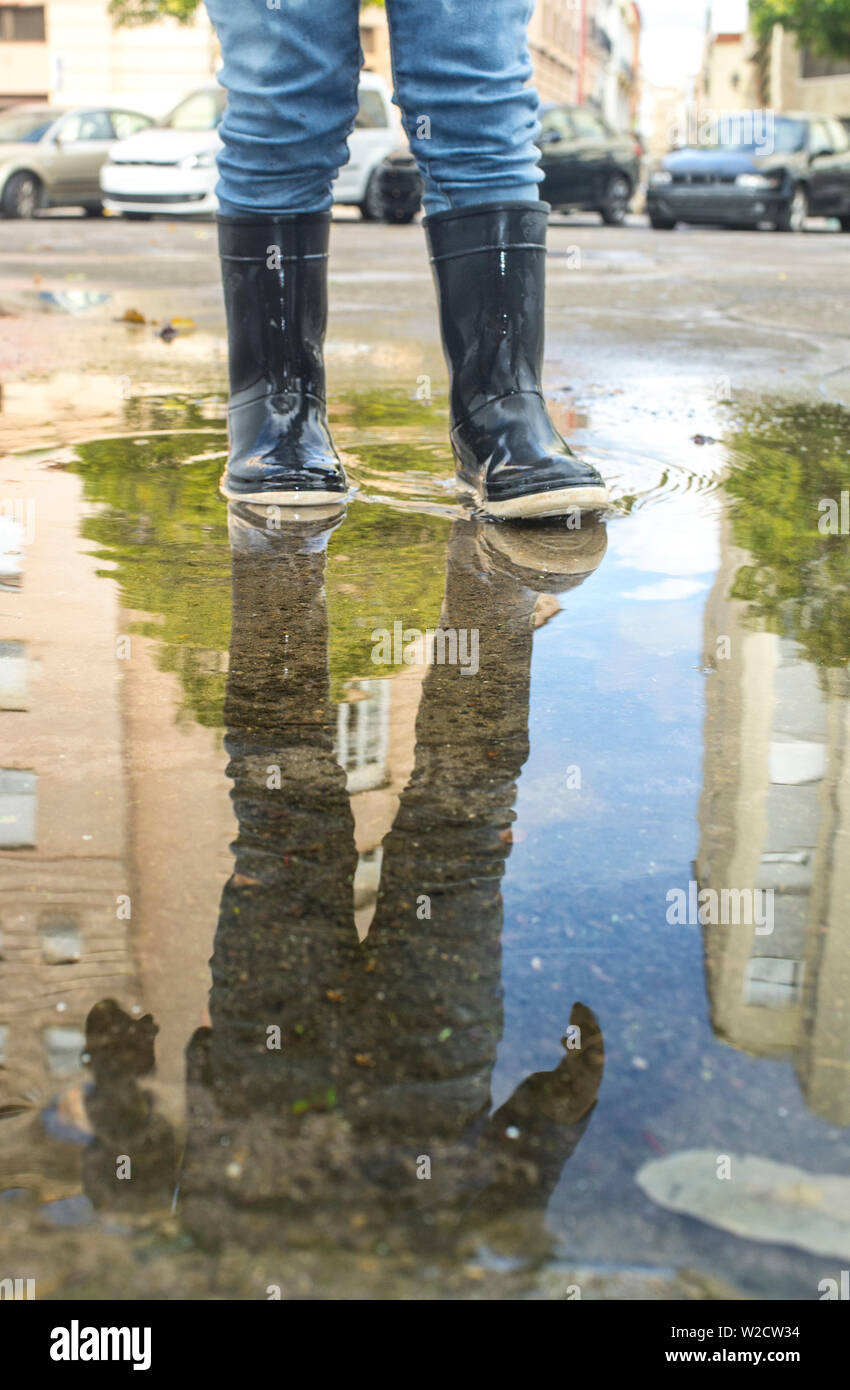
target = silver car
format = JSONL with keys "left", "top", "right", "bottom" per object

{"left": 0, "top": 104, "right": 154, "bottom": 218}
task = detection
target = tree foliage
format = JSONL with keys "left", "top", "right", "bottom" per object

{"left": 725, "top": 401, "right": 850, "bottom": 673}
{"left": 750, "top": 0, "right": 850, "bottom": 59}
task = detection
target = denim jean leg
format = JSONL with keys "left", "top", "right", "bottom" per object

{"left": 385, "top": 0, "right": 544, "bottom": 214}
{"left": 203, "top": 0, "right": 363, "bottom": 215}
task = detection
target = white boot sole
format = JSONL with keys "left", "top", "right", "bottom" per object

{"left": 220, "top": 475, "right": 347, "bottom": 512}
{"left": 463, "top": 483, "right": 609, "bottom": 520}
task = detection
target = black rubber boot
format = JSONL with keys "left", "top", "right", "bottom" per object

{"left": 425, "top": 201, "right": 609, "bottom": 521}
{"left": 217, "top": 214, "right": 348, "bottom": 508}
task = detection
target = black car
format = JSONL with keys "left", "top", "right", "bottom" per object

{"left": 537, "top": 104, "right": 642, "bottom": 224}
{"left": 371, "top": 106, "right": 642, "bottom": 227}
{"left": 646, "top": 113, "right": 850, "bottom": 232}
{"left": 370, "top": 147, "right": 423, "bottom": 224}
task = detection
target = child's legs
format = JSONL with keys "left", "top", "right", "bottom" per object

{"left": 385, "top": 0, "right": 543, "bottom": 214}
{"left": 204, "top": 0, "right": 363, "bottom": 214}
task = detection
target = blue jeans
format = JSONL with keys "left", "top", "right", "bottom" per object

{"left": 203, "top": 0, "right": 543, "bottom": 216}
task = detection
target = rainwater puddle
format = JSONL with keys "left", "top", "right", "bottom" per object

{"left": 1, "top": 393, "right": 849, "bottom": 1299}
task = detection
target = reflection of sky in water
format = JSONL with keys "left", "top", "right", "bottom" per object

{"left": 489, "top": 497, "right": 850, "bottom": 1295}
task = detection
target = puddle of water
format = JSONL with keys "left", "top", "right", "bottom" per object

{"left": 1, "top": 393, "right": 849, "bottom": 1300}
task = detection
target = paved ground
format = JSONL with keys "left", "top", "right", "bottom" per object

{"left": 1, "top": 209, "right": 849, "bottom": 457}
{"left": 3, "top": 209, "right": 850, "bottom": 1303}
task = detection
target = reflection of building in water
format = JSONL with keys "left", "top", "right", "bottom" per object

{"left": 336, "top": 668, "right": 426, "bottom": 937}
{"left": 0, "top": 462, "right": 233, "bottom": 1167}
{"left": 697, "top": 515, "right": 850, "bottom": 1124}
{"left": 0, "top": 465, "right": 138, "bottom": 1158}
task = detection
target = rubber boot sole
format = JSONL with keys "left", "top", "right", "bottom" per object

{"left": 459, "top": 479, "right": 609, "bottom": 520}
{"left": 219, "top": 473, "right": 348, "bottom": 513}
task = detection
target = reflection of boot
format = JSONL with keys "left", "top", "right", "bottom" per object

{"left": 81, "top": 1000, "right": 176, "bottom": 1211}
{"left": 217, "top": 216, "right": 348, "bottom": 507}
{"left": 478, "top": 514, "right": 607, "bottom": 594}
{"left": 426, "top": 204, "right": 608, "bottom": 520}
{"left": 465, "top": 1003, "right": 604, "bottom": 1243}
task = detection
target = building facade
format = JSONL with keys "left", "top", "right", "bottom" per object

{"left": 0, "top": 0, "right": 217, "bottom": 113}
{"left": 763, "top": 24, "right": 850, "bottom": 118}
{"left": 698, "top": 12, "right": 850, "bottom": 121}
{"left": 361, "top": 1, "right": 640, "bottom": 130}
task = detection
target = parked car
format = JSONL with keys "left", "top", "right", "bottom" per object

{"left": 646, "top": 113, "right": 850, "bottom": 232}
{"left": 101, "top": 74, "right": 404, "bottom": 220}
{"left": 368, "top": 146, "right": 423, "bottom": 223}
{"left": 0, "top": 104, "right": 154, "bottom": 218}
{"left": 537, "top": 104, "right": 642, "bottom": 224}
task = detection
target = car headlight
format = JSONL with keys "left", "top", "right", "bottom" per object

{"left": 736, "top": 173, "right": 778, "bottom": 189}
{"left": 178, "top": 152, "right": 217, "bottom": 170}
{"left": 649, "top": 170, "right": 672, "bottom": 186}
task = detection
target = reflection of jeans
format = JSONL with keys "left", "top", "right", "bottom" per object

{"left": 202, "top": 0, "right": 543, "bottom": 215}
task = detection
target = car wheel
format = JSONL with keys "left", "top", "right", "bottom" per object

{"left": 600, "top": 174, "right": 630, "bottom": 226}
{"left": 839, "top": 216, "right": 850, "bottom": 232}
{"left": 384, "top": 205, "right": 417, "bottom": 225}
{"left": 649, "top": 214, "right": 677, "bottom": 230}
{"left": 83, "top": 204, "right": 104, "bottom": 218}
{"left": 359, "top": 171, "right": 384, "bottom": 222}
{"left": 2, "top": 171, "right": 42, "bottom": 219}
{"left": 775, "top": 185, "right": 808, "bottom": 232}
{"left": 123, "top": 211, "right": 153, "bottom": 221}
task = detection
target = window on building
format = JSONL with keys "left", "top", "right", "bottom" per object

{"left": 40, "top": 916, "right": 83, "bottom": 965}
{"left": 743, "top": 957, "right": 803, "bottom": 1009}
{"left": 43, "top": 1026, "right": 86, "bottom": 1077}
{"left": 0, "top": 5, "right": 45, "bottom": 41}
{"left": 0, "top": 640, "right": 27, "bottom": 710}
{"left": 801, "top": 49, "right": 850, "bottom": 80}
{"left": 0, "top": 768, "right": 36, "bottom": 848}
{"left": 335, "top": 680, "right": 390, "bottom": 793}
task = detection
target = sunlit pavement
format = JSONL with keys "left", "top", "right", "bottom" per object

{"left": 1, "top": 211, "right": 850, "bottom": 1300}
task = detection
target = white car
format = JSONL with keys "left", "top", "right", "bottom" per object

{"left": 100, "top": 74, "right": 403, "bottom": 220}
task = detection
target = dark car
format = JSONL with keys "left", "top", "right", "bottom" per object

{"left": 371, "top": 106, "right": 641, "bottom": 227}
{"left": 537, "top": 104, "right": 642, "bottom": 224}
{"left": 646, "top": 113, "right": 850, "bottom": 232}
{"left": 369, "top": 146, "right": 423, "bottom": 223}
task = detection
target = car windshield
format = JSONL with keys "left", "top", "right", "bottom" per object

{"left": 162, "top": 91, "right": 225, "bottom": 132}
{"left": 0, "top": 109, "right": 62, "bottom": 142}
{"left": 709, "top": 116, "right": 807, "bottom": 154}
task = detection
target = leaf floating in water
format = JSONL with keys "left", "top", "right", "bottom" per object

{"left": 637, "top": 1150, "right": 850, "bottom": 1259}
{"left": 120, "top": 307, "right": 146, "bottom": 324}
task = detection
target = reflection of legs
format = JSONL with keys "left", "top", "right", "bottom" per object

{"left": 363, "top": 520, "right": 536, "bottom": 1140}
{"left": 203, "top": 0, "right": 362, "bottom": 215}
{"left": 181, "top": 517, "right": 364, "bottom": 1241}
{"left": 206, "top": 516, "right": 360, "bottom": 1106}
